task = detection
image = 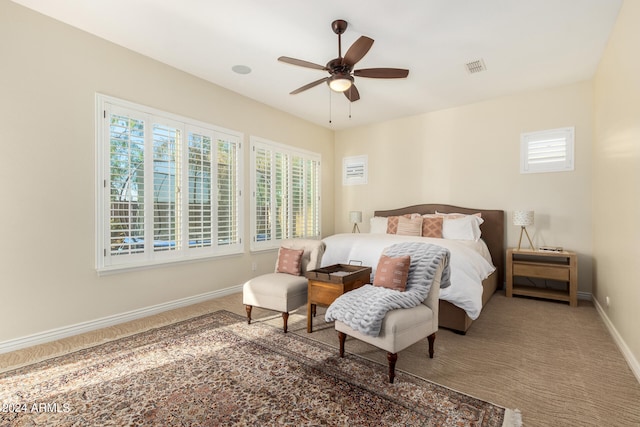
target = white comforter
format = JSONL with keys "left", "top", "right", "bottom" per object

{"left": 321, "top": 233, "right": 495, "bottom": 319}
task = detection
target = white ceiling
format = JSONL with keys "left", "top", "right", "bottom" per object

{"left": 13, "top": 0, "right": 622, "bottom": 130}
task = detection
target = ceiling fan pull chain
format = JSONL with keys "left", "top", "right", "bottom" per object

{"left": 329, "top": 88, "right": 332, "bottom": 124}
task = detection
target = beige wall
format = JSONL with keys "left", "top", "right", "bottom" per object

{"left": 593, "top": 0, "right": 640, "bottom": 371}
{"left": 335, "top": 81, "right": 594, "bottom": 292}
{"left": 0, "top": 1, "right": 334, "bottom": 343}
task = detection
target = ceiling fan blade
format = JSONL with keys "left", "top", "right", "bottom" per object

{"left": 344, "top": 84, "right": 360, "bottom": 102}
{"left": 342, "top": 36, "right": 374, "bottom": 67}
{"left": 290, "top": 77, "right": 329, "bottom": 94}
{"left": 278, "top": 56, "right": 327, "bottom": 71}
{"left": 354, "top": 68, "right": 410, "bottom": 78}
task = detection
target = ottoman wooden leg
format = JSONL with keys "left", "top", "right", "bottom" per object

{"left": 427, "top": 332, "right": 436, "bottom": 358}
{"left": 338, "top": 331, "right": 346, "bottom": 357}
{"left": 282, "top": 312, "right": 289, "bottom": 333}
{"left": 387, "top": 352, "right": 398, "bottom": 384}
{"left": 245, "top": 305, "right": 252, "bottom": 324}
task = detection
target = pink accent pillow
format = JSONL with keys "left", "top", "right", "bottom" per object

{"left": 373, "top": 255, "right": 411, "bottom": 291}
{"left": 421, "top": 216, "right": 443, "bottom": 238}
{"left": 386, "top": 216, "right": 400, "bottom": 234}
{"left": 386, "top": 214, "right": 412, "bottom": 234}
{"left": 276, "top": 247, "right": 304, "bottom": 276}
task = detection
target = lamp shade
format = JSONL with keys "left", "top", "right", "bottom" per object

{"left": 349, "top": 211, "right": 362, "bottom": 223}
{"left": 513, "top": 210, "right": 534, "bottom": 226}
{"left": 329, "top": 74, "right": 353, "bottom": 92}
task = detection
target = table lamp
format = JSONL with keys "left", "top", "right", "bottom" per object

{"left": 349, "top": 211, "right": 362, "bottom": 233}
{"left": 513, "top": 210, "right": 534, "bottom": 250}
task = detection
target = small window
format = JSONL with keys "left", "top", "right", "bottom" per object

{"left": 520, "top": 127, "right": 574, "bottom": 174}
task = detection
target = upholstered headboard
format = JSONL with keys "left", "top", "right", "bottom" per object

{"left": 373, "top": 204, "right": 505, "bottom": 288}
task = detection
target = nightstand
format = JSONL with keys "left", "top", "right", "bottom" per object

{"left": 506, "top": 248, "right": 577, "bottom": 306}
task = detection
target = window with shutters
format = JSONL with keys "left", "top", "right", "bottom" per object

{"left": 520, "top": 127, "right": 575, "bottom": 174}
{"left": 96, "top": 94, "right": 243, "bottom": 273}
{"left": 250, "top": 137, "right": 321, "bottom": 251}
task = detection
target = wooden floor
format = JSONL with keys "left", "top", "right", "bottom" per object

{"left": 2, "top": 291, "right": 639, "bottom": 427}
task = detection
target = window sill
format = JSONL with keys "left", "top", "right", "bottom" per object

{"left": 96, "top": 250, "right": 243, "bottom": 276}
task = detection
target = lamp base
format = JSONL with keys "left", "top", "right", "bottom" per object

{"left": 517, "top": 226, "right": 534, "bottom": 250}
{"left": 351, "top": 223, "right": 360, "bottom": 233}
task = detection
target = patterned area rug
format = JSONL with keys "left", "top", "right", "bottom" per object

{"left": 0, "top": 310, "right": 521, "bottom": 426}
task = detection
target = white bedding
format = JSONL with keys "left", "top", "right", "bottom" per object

{"left": 321, "top": 233, "right": 496, "bottom": 319}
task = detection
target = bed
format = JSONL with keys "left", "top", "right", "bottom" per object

{"left": 321, "top": 204, "right": 504, "bottom": 334}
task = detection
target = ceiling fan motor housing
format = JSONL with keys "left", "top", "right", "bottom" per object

{"left": 327, "top": 58, "right": 351, "bottom": 75}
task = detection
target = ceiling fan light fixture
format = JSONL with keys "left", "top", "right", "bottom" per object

{"left": 328, "top": 74, "right": 353, "bottom": 92}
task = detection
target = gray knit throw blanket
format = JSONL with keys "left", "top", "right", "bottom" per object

{"left": 325, "top": 242, "right": 450, "bottom": 337}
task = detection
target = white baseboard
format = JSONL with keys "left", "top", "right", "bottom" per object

{"left": 0, "top": 284, "right": 243, "bottom": 355}
{"left": 592, "top": 296, "right": 640, "bottom": 384}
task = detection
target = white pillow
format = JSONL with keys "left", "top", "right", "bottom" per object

{"left": 442, "top": 215, "right": 484, "bottom": 241}
{"left": 370, "top": 216, "right": 388, "bottom": 234}
{"left": 436, "top": 211, "right": 482, "bottom": 219}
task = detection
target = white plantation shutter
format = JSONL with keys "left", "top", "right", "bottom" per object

{"left": 291, "top": 156, "right": 304, "bottom": 238}
{"left": 254, "top": 145, "right": 273, "bottom": 242}
{"left": 152, "top": 123, "right": 181, "bottom": 253}
{"left": 521, "top": 127, "right": 574, "bottom": 173}
{"left": 97, "top": 95, "right": 243, "bottom": 272}
{"left": 108, "top": 111, "right": 146, "bottom": 258}
{"left": 292, "top": 156, "right": 320, "bottom": 238}
{"left": 185, "top": 128, "right": 242, "bottom": 254}
{"left": 187, "top": 130, "right": 212, "bottom": 249}
{"left": 250, "top": 137, "right": 320, "bottom": 250}
{"left": 252, "top": 145, "right": 291, "bottom": 244}
{"left": 305, "top": 157, "right": 320, "bottom": 237}
{"left": 215, "top": 134, "right": 241, "bottom": 249}
{"left": 275, "top": 152, "right": 290, "bottom": 240}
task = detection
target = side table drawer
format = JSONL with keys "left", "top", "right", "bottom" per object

{"left": 513, "top": 262, "right": 570, "bottom": 281}
{"left": 308, "top": 280, "right": 343, "bottom": 306}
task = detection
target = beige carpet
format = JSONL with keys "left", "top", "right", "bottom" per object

{"left": 2, "top": 292, "right": 640, "bottom": 426}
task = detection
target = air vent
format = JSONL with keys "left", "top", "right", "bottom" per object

{"left": 465, "top": 59, "right": 486, "bottom": 74}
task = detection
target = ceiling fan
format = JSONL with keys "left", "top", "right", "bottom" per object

{"left": 278, "top": 19, "right": 409, "bottom": 102}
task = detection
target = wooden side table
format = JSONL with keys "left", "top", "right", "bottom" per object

{"left": 506, "top": 248, "right": 578, "bottom": 306}
{"left": 305, "top": 264, "right": 372, "bottom": 333}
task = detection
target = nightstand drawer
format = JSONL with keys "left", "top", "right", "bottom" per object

{"left": 513, "top": 262, "right": 570, "bottom": 281}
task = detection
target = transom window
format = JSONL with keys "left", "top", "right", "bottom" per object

{"left": 96, "top": 94, "right": 243, "bottom": 272}
{"left": 250, "top": 137, "right": 321, "bottom": 250}
{"left": 520, "top": 127, "right": 575, "bottom": 174}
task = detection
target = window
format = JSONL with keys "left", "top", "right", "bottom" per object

{"left": 96, "top": 94, "right": 243, "bottom": 272}
{"left": 250, "top": 137, "right": 321, "bottom": 250}
{"left": 520, "top": 127, "right": 575, "bottom": 174}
